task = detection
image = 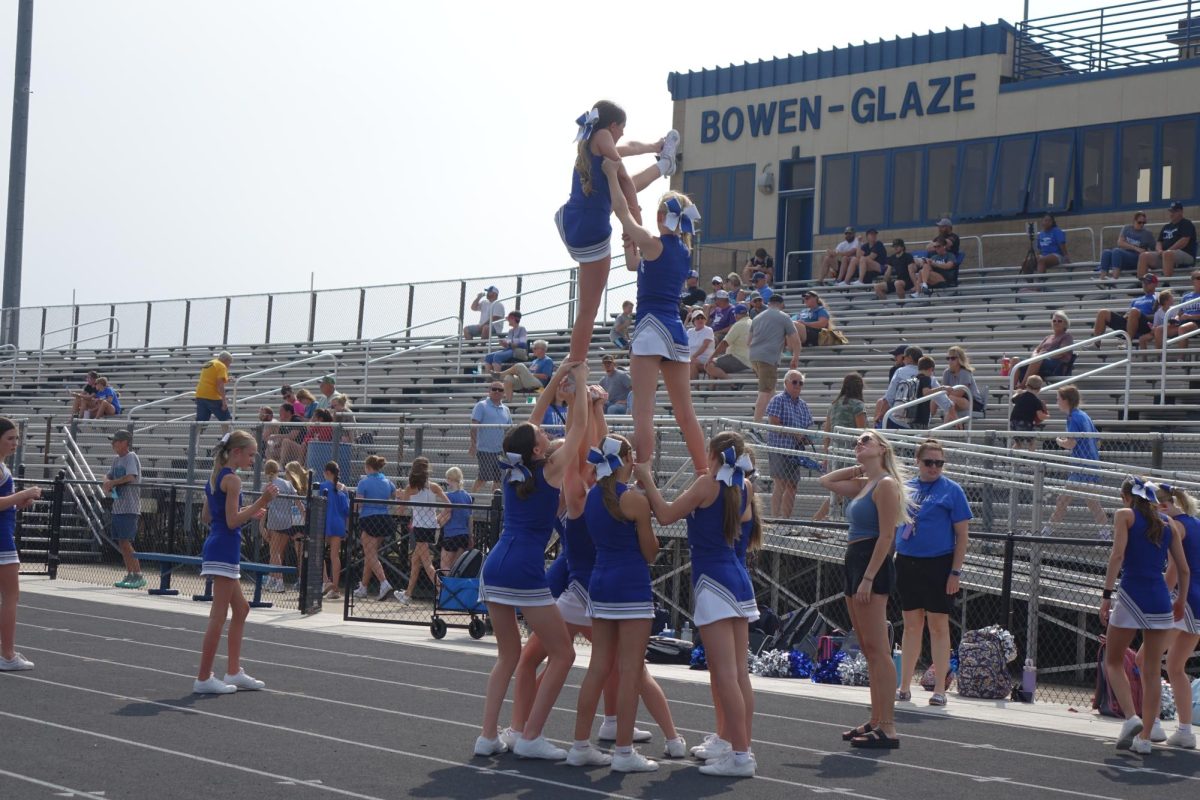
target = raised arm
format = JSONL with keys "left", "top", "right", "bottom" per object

{"left": 530, "top": 359, "right": 577, "bottom": 425}
{"left": 601, "top": 158, "right": 661, "bottom": 258}
{"left": 633, "top": 462, "right": 715, "bottom": 526}
{"left": 545, "top": 364, "right": 591, "bottom": 487}
{"left": 819, "top": 464, "right": 866, "bottom": 499}
{"left": 223, "top": 473, "right": 276, "bottom": 530}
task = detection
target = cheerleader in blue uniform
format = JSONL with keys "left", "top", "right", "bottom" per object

{"left": 194, "top": 430, "right": 278, "bottom": 694}
{"left": 557, "top": 100, "right": 676, "bottom": 363}
{"left": 1157, "top": 483, "right": 1200, "bottom": 749}
{"left": 634, "top": 432, "right": 759, "bottom": 778}
{"left": 1100, "top": 476, "right": 1189, "bottom": 754}
{"left": 599, "top": 158, "right": 707, "bottom": 474}
{"left": 0, "top": 417, "right": 42, "bottom": 671}
{"left": 475, "top": 361, "right": 590, "bottom": 761}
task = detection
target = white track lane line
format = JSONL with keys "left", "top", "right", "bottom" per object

{"left": 13, "top": 638, "right": 1154, "bottom": 800}
{"left": 7, "top": 646, "right": 891, "bottom": 800}
{"left": 21, "top": 617, "right": 1200, "bottom": 784}
{"left": 0, "top": 767, "right": 110, "bottom": 799}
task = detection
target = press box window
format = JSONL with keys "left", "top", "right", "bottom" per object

{"left": 926, "top": 145, "right": 958, "bottom": 223}
{"left": 957, "top": 141, "right": 995, "bottom": 219}
{"left": 890, "top": 150, "right": 922, "bottom": 226}
{"left": 1029, "top": 133, "right": 1074, "bottom": 211}
{"left": 680, "top": 165, "right": 755, "bottom": 243}
{"left": 1080, "top": 128, "right": 1115, "bottom": 209}
{"left": 821, "top": 156, "right": 852, "bottom": 231}
{"left": 1120, "top": 124, "right": 1155, "bottom": 205}
{"left": 1161, "top": 119, "right": 1196, "bottom": 201}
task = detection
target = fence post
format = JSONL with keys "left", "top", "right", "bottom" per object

{"left": 144, "top": 301, "right": 152, "bottom": 348}
{"left": 307, "top": 292, "right": 317, "bottom": 345}
{"left": 166, "top": 484, "right": 178, "bottom": 557}
{"left": 981, "top": 430, "right": 995, "bottom": 531}
{"left": 41, "top": 416, "right": 51, "bottom": 466}
{"left": 71, "top": 305, "right": 79, "bottom": 351}
{"left": 298, "top": 470, "right": 318, "bottom": 614}
{"left": 222, "top": 297, "right": 231, "bottom": 345}
{"left": 356, "top": 289, "right": 366, "bottom": 340}
{"left": 414, "top": 426, "right": 424, "bottom": 458}
{"left": 14, "top": 419, "right": 26, "bottom": 474}
{"left": 1151, "top": 435, "right": 1163, "bottom": 471}
{"left": 108, "top": 304, "right": 116, "bottom": 349}
{"left": 567, "top": 272, "right": 577, "bottom": 329}
{"left": 457, "top": 282, "right": 467, "bottom": 334}
{"left": 1025, "top": 462, "right": 1046, "bottom": 669}
{"left": 183, "top": 423, "right": 200, "bottom": 538}
{"left": 514, "top": 277, "right": 522, "bottom": 313}
{"left": 264, "top": 295, "right": 273, "bottom": 344}
{"left": 182, "top": 300, "right": 191, "bottom": 347}
{"left": 405, "top": 286, "right": 415, "bottom": 339}
{"left": 48, "top": 469, "right": 65, "bottom": 579}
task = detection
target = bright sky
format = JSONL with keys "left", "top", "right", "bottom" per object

{"left": 0, "top": 0, "right": 1101, "bottom": 307}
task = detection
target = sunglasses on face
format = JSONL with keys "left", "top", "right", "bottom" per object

{"left": 855, "top": 436, "right": 873, "bottom": 447}
{"left": 947, "top": 355, "right": 959, "bottom": 360}
{"left": 922, "top": 459, "right": 945, "bottom": 468}
{"left": 489, "top": 387, "right": 503, "bottom": 392}
{"left": 787, "top": 380, "right": 803, "bottom": 386}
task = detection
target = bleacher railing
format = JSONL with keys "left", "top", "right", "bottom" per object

{"left": 881, "top": 389, "right": 974, "bottom": 437}
{"left": 361, "top": 317, "right": 463, "bottom": 397}
{"left": 230, "top": 351, "right": 338, "bottom": 421}
{"left": 36, "top": 316, "right": 121, "bottom": 380}
{"left": 1008, "top": 329, "right": 1132, "bottom": 410}
{"left": 1160, "top": 293, "right": 1200, "bottom": 403}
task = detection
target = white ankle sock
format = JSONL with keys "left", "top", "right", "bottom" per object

{"left": 615, "top": 745, "right": 633, "bottom": 756}
{"left": 573, "top": 740, "right": 591, "bottom": 750}
{"left": 603, "top": 715, "right": 617, "bottom": 724}
{"left": 1179, "top": 723, "right": 1193, "bottom": 734}
{"left": 733, "top": 751, "right": 751, "bottom": 765}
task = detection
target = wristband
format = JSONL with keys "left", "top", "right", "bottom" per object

{"left": 1102, "top": 589, "right": 1114, "bottom": 600}
{"left": 949, "top": 569, "right": 961, "bottom": 577}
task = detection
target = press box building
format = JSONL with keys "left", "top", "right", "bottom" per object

{"left": 667, "top": 4, "right": 1200, "bottom": 278}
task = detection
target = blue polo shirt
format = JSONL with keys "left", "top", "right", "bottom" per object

{"left": 471, "top": 398, "right": 512, "bottom": 453}
{"left": 897, "top": 476, "right": 972, "bottom": 558}
{"left": 757, "top": 285, "right": 773, "bottom": 303}
{"left": 1037, "top": 227, "right": 1066, "bottom": 256}
{"left": 793, "top": 306, "right": 830, "bottom": 326}
{"left": 355, "top": 472, "right": 395, "bottom": 517}
{"left": 528, "top": 355, "right": 555, "bottom": 384}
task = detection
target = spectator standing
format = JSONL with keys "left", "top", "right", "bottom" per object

{"left": 844, "top": 228, "right": 887, "bottom": 286}
{"left": 1093, "top": 274, "right": 1159, "bottom": 345}
{"left": 1014, "top": 311, "right": 1074, "bottom": 388}
{"left": 792, "top": 290, "right": 831, "bottom": 350}
{"left": 440, "top": 467, "right": 474, "bottom": 572}
{"left": 194, "top": 351, "right": 232, "bottom": 422}
{"left": 874, "top": 240, "right": 916, "bottom": 301}
{"left": 469, "top": 382, "right": 513, "bottom": 493}
{"left": 394, "top": 457, "right": 447, "bottom": 606}
{"left": 1098, "top": 212, "right": 1154, "bottom": 284}
{"left": 1137, "top": 202, "right": 1197, "bottom": 282}
{"left": 1031, "top": 213, "right": 1070, "bottom": 275}
{"left": 1044, "top": 386, "right": 1109, "bottom": 536}
{"left": 0, "top": 416, "right": 41, "bottom": 671}
{"left": 483, "top": 311, "right": 529, "bottom": 373}
{"left": 705, "top": 304, "right": 752, "bottom": 381}
{"left": 599, "top": 354, "right": 632, "bottom": 414}
{"left": 708, "top": 291, "right": 735, "bottom": 338}
{"left": 942, "top": 346, "right": 984, "bottom": 418}
{"left": 499, "top": 340, "right": 554, "bottom": 402}
{"left": 611, "top": 300, "right": 635, "bottom": 350}
{"left": 465, "top": 286, "right": 506, "bottom": 341}
{"left": 687, "top": 309, "right": 716, "bottom": 380}
{"left": 354, "top": 455, "right": 398, "bottom": 601}
{"left": 319, "top": 461, "right": 349, "bottom": 599}
{"left": 742, "top": 247, "right": 774, "bottom": 285}
{"left": 766, "top": 370, "right": 814, "bottom": 520}
{"left": 1009, "top": 375, "right": 1048, "bottom": 451}
{"left": 819, "top": 228, "right": 859, "bottom": 284}
{"left": 749, "top": 294, "right": 801, "bottom": 421}
{"left": 104, "top": 430, "right": 144, "bottom": 589}
{"left": 262, "top": 459, "right": 304, "bottom": 593}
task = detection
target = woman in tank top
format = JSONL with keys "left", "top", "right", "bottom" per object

{"left": 395, "top": 457, "right": 449, "bottom": 606}
{"left": 1157, "top": 483, "right": 1200, "bottom": 749}
{"left": 819, "top": 430, "right": 909, "bottom": 749}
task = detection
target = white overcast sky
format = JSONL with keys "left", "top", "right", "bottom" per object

{"left": 0, "top": 0, "right": 1101, "bottom": 307}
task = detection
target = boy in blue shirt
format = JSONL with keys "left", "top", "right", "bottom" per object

{"left": 1044, "top": 386, "right": 1109, "bottom": 537}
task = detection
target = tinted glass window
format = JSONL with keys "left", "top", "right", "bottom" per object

{"left": 855, "top": 153, "right": 887, "bottom": 228}
{"left": 926, "top": 145, "right": 959, "bottom": 222}
{"left": 822, "top": 157, "right": 852, "bottom": 230}
{"left": 990, "top": 137, "right": 1034, "bottom": 213}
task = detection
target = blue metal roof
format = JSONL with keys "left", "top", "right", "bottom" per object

{"left": 667, "top": 21, "right": 1016, "bottom": 101}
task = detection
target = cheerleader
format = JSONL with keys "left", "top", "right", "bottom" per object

{"left": 634, "top": 432, "right": 759, "bottom": 778}
{"left": 1157, "top": 483, "right": 1200, "bottom": 749}
{"left": 0, "top": 417, "right": 41, "bottom": 671}
{"left": 1100, "top": 477, "right": 1189, "bottom": 754}
{"left": 194, "top": 431, "right": 277, "bottom": 693}
{"left": 474, "top": 361, "right": 589, "bottom": 760}
{"left": 599, "top": 156, "right": 707, "bottom": 474}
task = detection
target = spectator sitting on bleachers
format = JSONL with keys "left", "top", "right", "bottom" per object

{"left": 766, "top": 369, "right": 814, "bottom": 521}
{"left": 1029, "top": 213, "right": 1070, "bottom": 276}
{"left": 1009, "top": 374, "right": 1048, "bottom": 451}
{"left": 539, "top": 376, "right": 572, "bottom": 438}
{"left": 315, "top": 376, "right": 336, "bottom": 410}
{"left": 611, "top": 300, "right": 634, "bottom": 350}
{"left": 468, "top": 381, "right": 512, "bottom": 493}
{"left": 194, "top": 351, "right": 232, "bottom": 423}
{"left": 708, "top": 290, "right": 735, "bottom": 339}
{"left": 281, "top": 385, "right": 305, "bottom": 417}
{"left": 1137, "top": 202, "right": 1196, "bottom": 283}
{"left": 679, "top": 270, "right": 707, "bottom": 318}
{"left": 842, "top": 228, "right": 886, "bottom": 286}
{"left": 1013, "top": 310, "right": 1074, "bottom": 388}
{"left": 301, "top": 408, "right": 335, "bottom": 463}
{"left": 742, "top": 247, "right": 774, "bottom": 285}
{"left": 599, "top": 354, "right": 631, "bottom": 414}
{"left": 482, "top": 311, "right": 528, "bottom": 373}
{"left": 705, "top": 303, "right": 752, "bottom": 382}
{"left": 1147, "top": 289, "right": 1174, "bottom": 350}
{"left": 792, "top": 290, "right": 831, "bottom": 349}
{"left": 887, "top": 345, "right": 907, "bottom": 380}
{"left": 932, "top": 217, "right": 963, "bottom": 265}
{"left": 942, "top": 346, "right": 984, "bottom": 418}
{"left": 464, "top": 285, "right": 505, "bottom": 341}
{"left": 874, "top": 239, "right": 915, "bottom": 301}
{"left": 873, "top": 345, "right": 922, "bottom": 427}
{"left": 911, "top": 356, "right": 956, "bottom": 429}
{"left": 818, "top": 227, "right": 859, "bottom": 284}
{"left": 330, "top": 394, "right": 357, "bottom": 435}
{"left": 256, "top": 406, "right": 276, "bottom": 452}
{"left": 749, "top": 294, "right": 801, "bottom": 421}
{"left": 724, "top": 272, "right": 747, "bottom": 303}
{"left": 267, "top": 403, "right": 304, "bottom": 464}
{"left": 687, "top": 309, "right": 715, "bottom": 380}
{"left": 1097, "top": 211, "right": 1153, "bottom": 284}
{"left": 1164, "top": 269, "right": 1200, "bottom": 347}
{"left": 498, "top": 339, "right": 553, "bottom": 402}
{"left": 295, "top": 388, "right": 318, "bottom": 419}
{"left": 910, "top": 237, "right": 958, "bottom": 295}
{"left": 705, "top": 275, "right": 724, "bottom": 304}
{"left": 86, "top": 376, "right": 121, "bottom": 418}
{"left": 745, "top": 291, "right": 765, "bottom": 318}
{"left": 749, "top": 271, "right": 773, "bottom": 303}
{"left": 70, "top": 370, "right": 99, "bottom": 418}
{"left": 1092, "top": 273, "right": 1158, "bottom": 347}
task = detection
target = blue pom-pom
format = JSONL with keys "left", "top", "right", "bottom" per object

{"left": 812, "top": 650, "right": 846, "bottom": 684}
{"left": 789, "top": 649, "right": 814, "bottom": 679}
{"left": 689, "top": 644, "right": 707, "bottom": 670}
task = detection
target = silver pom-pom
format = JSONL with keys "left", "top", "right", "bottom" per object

{"left": 837, "top": 652, "right": 871, "bottom": 686}
{"left": 750, "top": 649, "right": 794, "bottom": 678}
{"left": 1160, "top": 679, "right": 1177, "bottom": 721}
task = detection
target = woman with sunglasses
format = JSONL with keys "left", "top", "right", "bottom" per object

{"left": 1013, "top": 311, "right": 1074, "bottom": 390}
{"left": 941, "top": 347, "right": 983, "bottom": 419}
{"left": 818, "top": 430, "right": 909, "bottom": 749}
{"left": 894, "top": 440, "right": 970, "bottom": 707}
{"left": 1097, "top": 213, "right": 1154, "bottom": 285}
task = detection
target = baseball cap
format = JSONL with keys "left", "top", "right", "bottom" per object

{"left": 1168, "top": 201, "right": 1184, "bottom": 212}
{"left": 714, "top": 290, "right": 729, "bottom": 300}
{"left": 601, "top": 353, "right": 614, "bottom": 363}
{"left": 747, "top": 291, "right": 762, "bottom": 302}
{"left": 891, "top": 238, "right": 905, "bottom": 248}
{"left": 890, "top": 345, "right": 907, "bottom": 356}
{"left": 711, "top": 275, "right": 723, "bottom": 285}
{"left": 688, "top": 270, "right": 699, "bottom": 279}
{"left": 732, "top": 303, "right": 748, "bottom": 315}
{"left": 1142, "top": 273, "right": 1159, "bottom": 284}
{"left": 866, "top": 228, "right": 878, "bottom": 235}
{"left": 937, "top": 217, "right": 953, "bottom": 227}
{"left": 486, "top": 285, "right": 499, "bottom": 294}
{"left": 752, "top": 271, "right": 766, "bottom": 281}
{"left": 800, "top": 289, "right": 821, "bottom": 300}
{"left": 320, "top": 375, "right": 335, "bottom": 385}
{"left": 843, "top": 227, "right": 855, "bottom": 234}
{"left": 767, "top": 294, "right": 785, "bottom": 305}
{"left": 109, "top": 430, "right": 133, "bottom": 443}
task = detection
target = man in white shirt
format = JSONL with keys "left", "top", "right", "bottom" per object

{"left": 464, "top": 286, "right": 506, "bottom": 341}
{"left": 818, "top": 227, "right": 861, "bottom": 284}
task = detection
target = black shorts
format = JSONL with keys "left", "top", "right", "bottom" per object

{"left": 802, "top": 326, "right": 821, "bottom": 348}
{"left": 360, "top": 515, "right": 395, "bottom": 538}
{"left": 895, "top": 553, "right": 955, "bottom": 614}
{"left": 440, "top": 534, "right": 470, "bottom": 552}
{"left": 931, "top": 265, "right": 959, "bottom": 286}
{"left": 843, "top": 538, "right": 895, "bottom": 597}
{"left": 411, "top": 526, "right": 438, "bottom": 544}
{"left": 1106, "top": 310, "right": 1152, "bottom": 338}
{"left": 289, "top": 525, "right": 306, "bottom": 540}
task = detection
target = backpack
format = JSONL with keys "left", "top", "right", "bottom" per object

{"left": 645, "top": 636, "right": 694, "bottom": 664}
{"left": 448, "top": 548, "right": 483, "bottom": 579}
{"left": 891, "top": 376, "right": 921, "bottom": 423}
{"left": 957, "top": 628, "right": 1013, "bottom": 699}
{"left": 1093, "top": 641, "right": 1142, "bottom": 718}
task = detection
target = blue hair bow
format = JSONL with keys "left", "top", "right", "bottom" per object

{"left": 587, "top": 437, "right": 624, "bottom": 479}
{"left": 715, "top": 446, "right": 754, "bottom": 488}
{"left": 498, "top": 452, "right": 532, "bottom": 484}
{"left": 663, "top": 197, "right": 702, "bottom": 235}
{"left": 574, "top": 108, "right": 599, "bottom": 143}
{"left": 1130, "top": 476, "right": 1157, "bottom": 504}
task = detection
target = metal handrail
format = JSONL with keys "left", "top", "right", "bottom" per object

{"left": 128, "top": 390, "right": 196, "bottom": 421}
{"left": 230, "top": 351, "right": 337, "bottom": 421}
{"left": 36, "top": 317, "right": 122, "bottom": 380}
{"left": 881, "top": 388, "right": 972, "bottom": 436}
{"left": 362, "top": 316, "right": 462, "bottom": 396}
{"left": 363, "top": 331, "right": 463, "bottom": 397}
{"left": 1009, "top": 329, "right": 1132, "bottom": 410}
{"left": 59, "top": 426, "right": 107, "bottom": 541}
{"left": 0, "top": 343, "right": 16, "bottom": 386}
{"left": 1160, "top": 300, "right": 1200, "bottom": 404}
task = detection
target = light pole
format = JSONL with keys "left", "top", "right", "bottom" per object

{"left": 1, "top": 0, "right": 34, "bottom": 346}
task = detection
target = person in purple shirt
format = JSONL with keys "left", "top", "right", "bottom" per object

{"left": 708, "top": 291, "right": 736, "bottom": 339}
{"left": 1092, "top": 273, "right": 1159, "bottom": 342}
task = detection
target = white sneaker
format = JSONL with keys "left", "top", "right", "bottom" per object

{"left": 699, "top": 751, "right": 756, "bottom": 777}
{"left": 193, "top": 675, "right": 237, "bottom": 694}
{"left": 223, "top": 670, "right": 266, "bottom": 691}
{"left": 473, "top": 735, "right": 507, "bottom": 757}
{"left": 498, "top": 727, "right": 520, "bottom": 750}
{"left": 692, "top": 736, "right": 732, "bottom": 760}
{"left": 920, "top": 283, "right": 931, "bottom": 295}
{"left": 353, "top": 584, "right": 368, "bottom": 599}
{"left": 657, "top": 130, "right": 680, "bottom": 178}
{"left": 1167, "top": 728, "right": 1196, "bottom": 749}
{"left": 1116, "top": 716, "right": 1143, "bottom": 750}
{"left": 597, "top": 719, "right": 652, "bottom": 742}
{"left": 0, "top": 652, "right": 34, "bottom": 671}
{"left": 664, "top": 736, "right": 688, "bottom": 758}
{"left": 690, "top": 733, "right": 726, "bottom": 757}
{"left": 610, "top": 749, "right": 658, "bottom": 773}
{"left": 566, "top": 744, "right": 612, "bottom": 767}
{"left": 1150, "top": 720, "right": 1167, "bottom": 742}
{"left": 377, "top": 580, "right": 394, "bottom": 601}
{"left": 513, "top": 735, "right": 567, "bottom": 761}
{"left": 1129, "top": 736, "right": 1153, "bottom": 755}
{"left": 849, "top": 280, "right": 865, "bottom": 286}
{"left": 835, "top": 280, "right": 848, "bottom": 287}
{"left": 393, "top": 590, "right": 412, "bottom": 606}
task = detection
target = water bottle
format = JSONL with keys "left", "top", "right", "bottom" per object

{"left": 680, "top": 622, "right": 693, "bottom": 644}
{"left": 660, "top": 625, "right": 674, "bottom": 639}
{"left": 893, "top": 647, "right": 904, "bottom": 689}
{"left": 1021, "top": 658, "right": 1037, "bottom": 702}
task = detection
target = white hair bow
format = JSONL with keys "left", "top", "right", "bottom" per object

{"left": 663, "top": 197, "right": 702, "bottom": 235}
{"left": 498, "top": 452, "right": 532, "bottom": 484}
{"left": 1129, "top": 475, "right": 1157, "bottom": 504}
{"left": 715, "top": 446, "right": 753, "bottom": 488}
{"left": 574, "top": 108, "right": 599, "bottom": 143}
{"left": 587, "top": 437, "right": 624, "bottom": 479}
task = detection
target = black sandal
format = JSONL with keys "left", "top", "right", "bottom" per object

{"left": 850, "top": 729, "right": 900, "bottom": 749}
{"left": 841, "top": 722, "right": 875, "bottom": 741}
